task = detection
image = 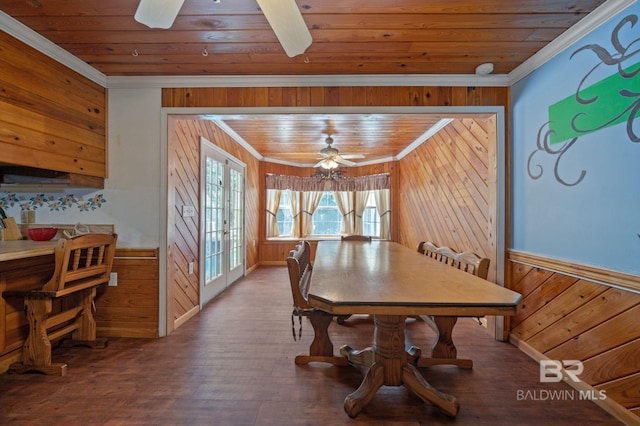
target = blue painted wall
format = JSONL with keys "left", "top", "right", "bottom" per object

{"left": 512, "top": 3, "right": 640, "bottom": 275}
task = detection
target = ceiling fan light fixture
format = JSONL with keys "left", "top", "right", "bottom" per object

{"left": 134, "top": 0, "right": 185, "bottom": 29}
{"left": 321, "top": 159, "right": 339, "bottom": 170}
{"left": 256, "top": 0, "right": 312, "bottom": 57}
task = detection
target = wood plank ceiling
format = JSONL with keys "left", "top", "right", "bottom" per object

{"left": 2, "top": 0, "right": 606, "bottom": 76}
{"left": 1, "top": 0, "right": 608, "bottom": 164}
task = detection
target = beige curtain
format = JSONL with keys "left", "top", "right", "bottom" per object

{"left": 333, "top": 191, "right": 354, "bottom": 235}
{"left": 374, "top": 189, "right": 391, "bottom": 240}
{"left": 354, "top": 191, "right": 370, "bottom": 235}
{"left": 265, "top": 189, "right": 282, "bottom": 238}
{"left": 289, "top": 190, "right": 301, "bottom": 238}
{"left": 266, "top": 173, "right": 390, "bottom": 191}
{"left": 301, "top": 191, "right": 323, "bottom": 236}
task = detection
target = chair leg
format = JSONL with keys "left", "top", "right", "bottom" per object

{"left": 68, "top": 288, "right": 108, "bottom": 348}
{"left": 9, "top": 297, "right": 67, "bottom": 376}
{"left": 416, "top": 315, "right": 473, "bottom": 369}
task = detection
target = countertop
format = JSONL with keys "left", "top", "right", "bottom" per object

{"left": 0, "top": 239, "right": 58, "bottom": 262}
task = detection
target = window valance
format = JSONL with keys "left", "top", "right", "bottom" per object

{"left": 266, "top": 173, "right": 390, "bottom": 192}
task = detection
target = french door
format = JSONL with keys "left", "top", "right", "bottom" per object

{"left": 200, "top": 138, "right": 245, "bottom": 307}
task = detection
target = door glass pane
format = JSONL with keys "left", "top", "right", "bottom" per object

{"left": 205, "top": 157, "right": 224, "bottom": 282}
{"left": 228, "top": 168, "right": 243, "bottom": 270}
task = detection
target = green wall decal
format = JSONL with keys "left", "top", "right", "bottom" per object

{"left": 548, "top": 62, "right": 640, "bottom": 144}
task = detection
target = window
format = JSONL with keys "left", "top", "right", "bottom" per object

{"left": 276, "top": 190, "right": 293, "bottom": 236}
{"left": 362, "top": 193, "right": 380, "bottom": 237}
{"left": 312, "top": 192, "right": 341, "bottom": 235}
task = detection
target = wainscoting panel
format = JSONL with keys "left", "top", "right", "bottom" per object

{"left": 507, "top": 251, "right": 640, "bottom": 420}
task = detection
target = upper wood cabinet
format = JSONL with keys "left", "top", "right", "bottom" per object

{"left": 0, "top": 32, "right": 107, "bottom": 185}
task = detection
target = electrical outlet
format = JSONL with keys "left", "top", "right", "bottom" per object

{"left": 188, "top": 261, "right": 194, "bottom": 275}
{"left": 182, "top": 205, "right": 195, "bottom": 217}
{"left": 108, "top": 272, "right": 117, "bottom": 286}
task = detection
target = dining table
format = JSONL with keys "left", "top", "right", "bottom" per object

{"left": 307, "top": 240, "right": 522, "bottom": 418}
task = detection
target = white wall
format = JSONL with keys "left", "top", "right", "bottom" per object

{"left": 105, "top": 88, "right": 163, "bottom": 247}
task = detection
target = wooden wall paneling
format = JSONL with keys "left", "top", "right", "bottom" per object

{"left": 506, "top": 256, "right": 640, "bottom": 420}
{"left": 397, "top": 116, "right": 495, "bottom": 282}
{"left": 161, "top": 86, "right": 510, "bottom": 109}
{"left": 526, "top": 287, "right": 640, "bottom": 354}
{"left": 510, "top": 279, "right": 607, "bottom": 341}
{"left": 0, "top": 33, "right": 105, "bottom": 130}
{"left": 545, "top": 304, "right": 640, "bottom": 361}
{"left": 95, "top": 248, "right": 159, "bottom": 338}
{"left": 166, "top": 116, "right": 261, "bottom": 332}
{"left": 509, "top": 263, "right": 555, "bottom": 299}
{"left": 169, "top": 118, "right": 203, "bottom": 330}
{"left": 597, "top": 375, "right": 640, "bottom": 411}
{"left": 510, "top": 274, "right": 579, "bottom": 329}
{"left": 429, "top": 126, "right": 487, "bottom": 253}
{"left": 580, "top": 339, "right": 640, "bottom": 385}
{"left": 0, "top": 31, "right": 106, "bottom": 177}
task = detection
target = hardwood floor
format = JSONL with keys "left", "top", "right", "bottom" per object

{"left": 0, "top": 266, "right": 622, "bottom": 425}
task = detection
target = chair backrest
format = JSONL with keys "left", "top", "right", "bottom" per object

{"left": 435, "top": 246, "right": 458, "bottom": 265}
{"left": 434, "top": 246, "right": 490, "bottom": 280}
{"left": 341, "top": 235, "right": 372, "bottom": 242}
{"left": 417, "top": 241, "right": 439, "bottom": 258}
{"left": 453, "top": 251, "right": 490, "bottom": 280}
{"left": 286, "top": 240, "right": 314, "bottom": 310}
{"left": 42, "top": 233, "right": 118, "bottom": 297}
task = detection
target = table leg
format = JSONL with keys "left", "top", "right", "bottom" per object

{"left": 342, "top": 315, "right": 459, "bottom": 417}
{"left": 295, "top": 310, "right": 349, "bottom": 366}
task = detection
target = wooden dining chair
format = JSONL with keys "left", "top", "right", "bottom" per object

{"left": 416, "top": 241, "right": 439, "bottom": 258}
{"left": 3, "top": 233, "right": 118, "bottom": 375}
{"left": 286, "top": 241, "right": 348, "bottom": 366}
{"left": 415, "top": 242, "right": 490, "bottom": 369}
{"left": 341, "top": 235, "right": 372, "bottom": 242}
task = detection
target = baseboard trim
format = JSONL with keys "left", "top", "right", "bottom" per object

{"left": 509, "top": 334, "right": 639, "bottom": 425}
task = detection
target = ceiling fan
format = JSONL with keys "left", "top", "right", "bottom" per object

{"left": 314, "top": 136, "right": 365, "bottom": 169}
{"left": 134, "top": 0, "right": 312, "bottom": 57}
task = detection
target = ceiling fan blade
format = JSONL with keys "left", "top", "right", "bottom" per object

{"left": 135, "top": 0, "right": 185, "bottom": 29}
{"left": 340, "top": 154, "right": 365, "bottom": 159}
{"left": 335, "top": 157, "right": 356, "bottom": 166}
{"left": 256, "top": 0, "right": 312, "bottom": 57}
{"left": 314, "top": 160, "right": 327, "bottom": 168}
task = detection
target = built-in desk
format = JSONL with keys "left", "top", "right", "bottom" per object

{"left": 0, "top": 240, "right": 58, "bottom": 372}
{"left": 0, "top": 240, "right": 57, "bottom": 262}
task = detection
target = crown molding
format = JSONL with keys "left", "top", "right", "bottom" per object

{"left": 508, "top": 0, "right": 636, "bottom": 85}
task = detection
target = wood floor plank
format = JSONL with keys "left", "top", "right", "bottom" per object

{"left": 0, "top": 266, "right": 622, "bottom": 425}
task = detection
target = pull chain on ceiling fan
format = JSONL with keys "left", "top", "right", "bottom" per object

{"left": 134, "top": 0, "right": 312, "bottom": 57}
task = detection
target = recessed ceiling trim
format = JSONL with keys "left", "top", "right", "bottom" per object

{"left": 395, "top": 118, "right": 454, "bottom": 160}
{"left": 209, "top": 118, "right": 263, "bottom": 160}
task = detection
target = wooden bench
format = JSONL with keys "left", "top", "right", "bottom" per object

{"left": 416, "top": 241, "right": 490, "bottom": 369}
{"left": 287, "top": 240, "right": 348, "bottom": 366}
{"left": 3, "top": 233, "right": 117, "bottom": 375}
